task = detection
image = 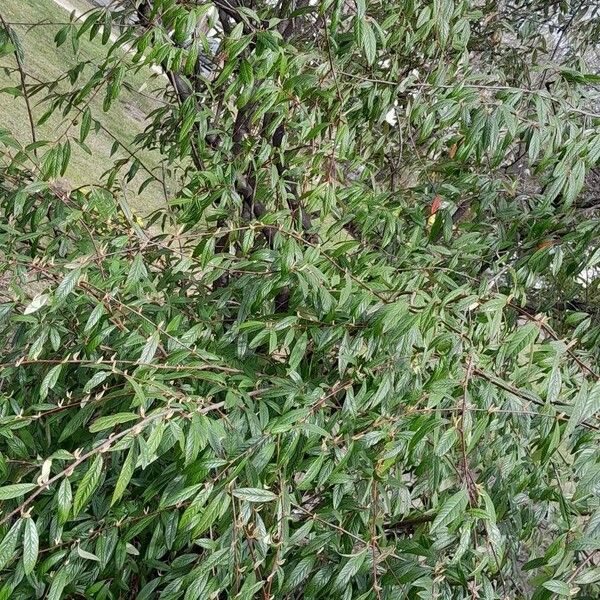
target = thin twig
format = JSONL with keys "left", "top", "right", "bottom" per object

{"left": 337, "top": 71, "right": 600, "bottom": 119}
{"left": 370, "top": 483, "right": 382, "bottom": 600}
{"left": 473, "top": 367, "right": 599, "bottom": 431}
{"left": 459, "top": 357, "right": 477, "bottom": 504}
{"left": 0, "top": 13, "right": 38, "bottom": 155}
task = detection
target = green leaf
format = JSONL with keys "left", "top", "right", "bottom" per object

{"left": 528, "top": 128, "right": 540, "bottom": 163}
{"left": 57, "top": 478, "right": 72, "bottom": 524}
{"left": 546, "top": 355, "right": 562, "bottom": 404}
{"left": 284, "top": 557, "right": 316, "bottom": 592}
{"left": 0, "top": 519, "right": 22, "bottom": 570}
{"left": 564, "top": 160, "right": 586, "bottom": 206}
{"left": 40, "top": 364, "right": 62, "bottom": 400}
{"left": 504, "top": 323, "right": 538, "bottom": 358}
{"left": 288, "top": 332, "right": 308, "bottom": 371}
{"left": 126, "top": 253, "right": 148, "bottom": 287}
{"left": 190, "top": 493, "right": 226, "bottom": 537}
{"left": 574, "top": 567, "right": 600, "bottom": 585}
{"left": 77, "top": 545, "right": 100, "bottom": 561}
{"left": 126, "top": 542, "right": 139, "bottom": 555}
{"left": 24, "top": 294, "right": 49, "bottom": 315}
{"left": 47, "top": 567, "right": 69, "bottom": 600}
{"left": 111, "top": 442, "right": 137, "bottom": 505}
{"left": 566, "top": 381, "right": 600, "bottom": 438}
{"left": 83, "top": 370, "right": 109, "bottom": 393}
{"left": 239, "top": 59, "right": 253, "bottom": 86}
{"left": 232, "top": 488, "right": 278, "bottom": 503}
{"left": 334, "top": 549, "right": 368, "bottom": 588}
{"left": 541, "top": 580, "right": 572, "bottom": 596}
{"left": 184, "top": 575, "right": 208, "bottom": 600}
{"left": 184, "top": 414, "right": 207, "bottom": 466}
{"left": 89, "top": 412, "right": 139, "bottom": 433}
{"left": 139, "top": 331, "right": 160, "bottom": 364}
{"left": 431, "top": 489, "right": 469, "bottom": 533}
{"left": 80, "top": 107, "right": 92, "bottom": 143}
{"left": 55, "top": 268, "right": 81, "bottom": 302}
{"left": 360, "top": 19, "right": 377, "bottom": 65}
{"left": 84, "top": 303, "right": 104, "bottom": 332}
{"left": 73, "top": 455, "right": 103, "bottom": 516}
{"left": 22, "top": 518, "right": 38, "bottom": 575}
{"left": 0, "top": 483, "right": 37, "bottom": 500}
{"left": 297, "top": 454, "right": 325, "bottom": 490}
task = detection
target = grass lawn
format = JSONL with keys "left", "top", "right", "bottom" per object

{"left": 0, "top": 0, "right": 170, "bottom": 214}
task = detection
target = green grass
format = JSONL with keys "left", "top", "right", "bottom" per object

{"left": 1, "top": 0, "right": 169, "bottom": 214}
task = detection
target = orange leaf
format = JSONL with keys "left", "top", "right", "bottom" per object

{"left": 430, "top": 195, "right": 442, "bottom": 215}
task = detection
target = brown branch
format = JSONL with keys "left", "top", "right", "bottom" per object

{"left": 384, "top": 513, "right": 435, "bottom": 531}
{"left": 371, "top": 483, "right": 382, "bottom": 600}
{"left": 336, "top": 72, "right": 600, "bottom": 119}
{"left": 0, "top": 357, "right": 239, "bottom": 373}
{"left": 459, "top": 357, "right": 478, "bottom": 504}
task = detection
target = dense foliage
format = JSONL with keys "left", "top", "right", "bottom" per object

{"left": 1, "top": 0, "right": 599, "bottom": 597}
